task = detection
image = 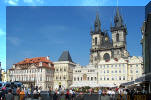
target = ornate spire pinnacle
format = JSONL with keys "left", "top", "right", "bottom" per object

{"left": 114, "top": 7, "right": 123, "bottom": 27}
{"left": 94, "top": 12, "right": 101, "bottom": 32}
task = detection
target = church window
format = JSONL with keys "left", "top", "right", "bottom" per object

{"left": 116, "top": 33, "right": 119, "bottom": 42}
{"left": 103, "top": 53, "right": 110, "bottom": 61}
{"left": 95, "top": 37, "right": 97, "bottom": 45}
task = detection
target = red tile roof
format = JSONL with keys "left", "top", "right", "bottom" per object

{"left": 14, "top": 57, "right": 54, "bottom": 69}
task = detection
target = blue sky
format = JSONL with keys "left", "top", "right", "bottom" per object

{"left": 0, "top": 0, "right": 150, "bottom": 70}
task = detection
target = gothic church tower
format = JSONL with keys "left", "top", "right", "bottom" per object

{"left": 110, "top": 8, "right": 129, "bottom": 58}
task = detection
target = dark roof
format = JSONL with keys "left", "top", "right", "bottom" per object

{"left": 58, "top": 51, "right": 73, "bottom": 62}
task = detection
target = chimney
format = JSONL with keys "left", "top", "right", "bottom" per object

{"left": 46, "top": 56, "right": 50, "bottom": 60}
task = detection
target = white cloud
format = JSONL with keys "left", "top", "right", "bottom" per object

{"left": 0, "top": 29, "right": 6, "bottom": 36}
{"left": 23, "top": 0, "right": 44, "bottom": 5}
{"left": 81, "top": 0, "right": 109, "bottom": 6}
{"left": 4, "top": 0, "right": 19, "bottom": 5}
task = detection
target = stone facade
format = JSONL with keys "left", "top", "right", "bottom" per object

{"left": 53, "top": 51, "right": 76, "bottom": 90}
{"left": 90, "top": 8, "right": 129, "bottom": 66}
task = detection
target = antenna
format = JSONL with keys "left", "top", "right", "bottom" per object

{"left": 117, "top": 0, "right": 119, "bottom": 7}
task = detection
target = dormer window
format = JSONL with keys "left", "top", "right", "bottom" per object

{"left": 39, "top": 62, "right": 42, "bottom": 66}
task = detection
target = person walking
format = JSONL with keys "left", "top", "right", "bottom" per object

{"left": 98, "top": 88, "right": 102, "bottom": 100}
{"left": 19, "top": 88, "right": 25, "bottom": 100}
{"left": 5, "top": 89, "right": 14, "bottom": 100}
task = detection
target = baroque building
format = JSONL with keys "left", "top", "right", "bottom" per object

{"left": 9, "top": 57, "right": 54, "bottom": 90}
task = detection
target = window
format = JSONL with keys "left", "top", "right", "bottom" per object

{"left": 104, "top": 70, "right": 105, "bottom": 73}
{"left": 136, "top": 70, "right": 138, "bottom": 73}
{"left": 40, "top": 77, "right": 42, "bottom": 81}
{"left": 60, "top": 76, "right": 61, "bottom": 80}
{"left": 87, "top": 77, "right": 89, "bottom": 80}
{"left": 107, "top": 78, "right": 109, "bottom": 80}
{"left": 107, "top": 70, "right": 109, "bottom": 73}
{"left": 119, "top": 76, "right": 121, "bottom": 80}
{"left": 74, "top": 77, "right": 76, "bottom": 81}
{"left": 95, "top": 77, "right": 97, "bottom": 81}
{"left": 95, "top": 37, "right": 97, "bottom": 45}
{"left": 123, "top": 76, "right": 125, "bottom": 80}
{"left": 60, "top": 68, "right": 62, "bottom": 71}
{"left": 116, "top": 33, "right": 119, "bottom": 42}
{"left": 56, "top": 69, "right": 58, "bottom": 72}
{"left": 112, "top": 77, "right": 114, "bottom": 80}
{"left": 100, "top": 78, "right": 102, "bottom": 80}
{"left": 81, "top": 77, "right": 82, "bottom": 81}
{"left": 130, "top": 70, "right": 133, "bottom": 73}
{"left": 56, "top": 77, "right": 58, "bottom": 80}
{"left": 78, "top": 77, "right": 79, "bottom": 81}
{"left": 64, "top": 76, "right": 66, "bottom": 80}
{"left": 64, "top": 69, "right": 66, "bottom": 71}
{"left": 131, "top": 77, "right": 133, "bottom": 80}
{"left": 107, "top": 65, "right": 109, "bottom": 68}
{"left": 112, "top": 71, "right": 113, "bottom": 73}
{"left": 115, "top": 70, "right": 117, "bottom": 73}
{"left": 91, "top": 77, "right": 93, "bottom": 81}
{"left": 104, "top": 77, "right": 106, "bottom": 80}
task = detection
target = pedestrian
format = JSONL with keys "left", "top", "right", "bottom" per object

{"left": 98, "top": 88, "right": 102, "bottom": 100}
{"left": 19, "top": 88, "right": 25, "bottom": 100}
{"left": 66, "top": 89, "right": 70, "bottom": 100}
{"left": 5, "top": 89, "right": 14, "bottom": 100}
{"left": 53, "top": 92, "right": 58, "bottom": 100}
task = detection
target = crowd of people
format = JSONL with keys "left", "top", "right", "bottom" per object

{"left": 0, "top": 85, "right": 149, "bottom": 100}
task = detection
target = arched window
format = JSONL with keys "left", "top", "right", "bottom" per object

{"left": 95, "top": 37, "right": 97, "bottom": 45}
{"left": 116, "top": 33, "right": 119, "bottom": 42}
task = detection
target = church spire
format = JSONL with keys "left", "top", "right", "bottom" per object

{"left": 94, "top": 13, "right": 101, "bottom": 32}
{"left": 114, "top": 7, "right": 123, "bottom": 28}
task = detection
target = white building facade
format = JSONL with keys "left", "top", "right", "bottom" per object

{"left": 9, "top": 57, "right": 54, "bottom": 91}
{"left": 72, "top": 57, "right": 143, "bottom": 87}
{"left": 53, "top": 51, "right": 76, "bottom": 90}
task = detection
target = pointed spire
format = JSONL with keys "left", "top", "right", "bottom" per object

{"left": 114, "top": 7, "right": 123, "bottom": 27}
{"left": 94, "top": 12, "right": 101, "bottom": 32}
